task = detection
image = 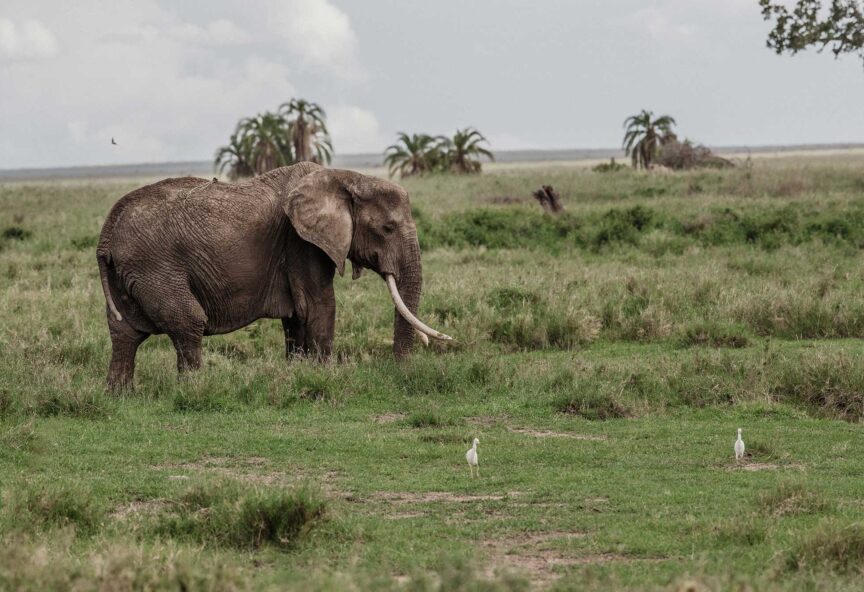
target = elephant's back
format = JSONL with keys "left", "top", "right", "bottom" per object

{"left": 99, "top": 176, "right": 277, "bottom": 263}
{"left": 99, "top": 177, "right": 206, "bottom": 240}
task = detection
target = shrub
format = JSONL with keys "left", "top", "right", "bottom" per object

{"left": 591, "top": 206, "right": 655, "bottom": 250}
{"left": 486, "top": 286, "right": 541, "bottom": 309}
{"left": 592, "top": 158, "right": 629, "bottom": 173}
{"left": 0, "top": 421, "right": 40, "bottom": 454}
{"left": 0, "top": 537, "right": 248, "bottom": 592}
{"left": 554, "top": 391, "right": 631, "bottom": 421}
{"left": 153, "top": 481, "right": 326, "bottom": 550}
{"left": 172, "top": 389, "right": 229, "bottom": 412}
{"left": 392, "top": 356, "right": 494, "bottom": 397}
{"left": 0, "top": 390, "right": 13, "bottom": 418}
{"left": 677, "top": 322, "right": 751, "bottom": 349}
{"left": 770, "top": 354, "right": 864, "bottom": 422}
{"left": 419, "top": 208, "right": 583, "bottom": 252}
{"left": 29, "top": 389, "right": 109, "bottom": 419}
{"left": 712, "top": 516, "right": 767, "bottom": 546}
{"left": 70, "top": 235, "right": 98, "bottom": 250}
{"left": 408, "top": 411, "right": 446, "bottom": 428}
{"left": 758, "top": 482, "right": 830, "bottom": 517}
{"left": 4, "top": 483, "right": 102, "bottom": 535}
{"left": 2, "top": 227, "right": 32, "bottom": 241}
{"left": 293, "top": 366, "right": 338, "bottom": 402}
{"left": 787, "top": 522, "right": 864, "bottom": 573}
{"left": 657, "top": 139, "right": 733, "bottom": 170}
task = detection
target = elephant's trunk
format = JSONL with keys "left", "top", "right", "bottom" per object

{"left": 392, "top": 237, "right": 422, "bottom": 359}
{"left": 389, "top": 235, "right": 452, "bottom": 359}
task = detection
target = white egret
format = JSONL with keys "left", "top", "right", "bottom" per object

{"left": 734, "top": 428, "right": 745, "bottom": 463}
{"left": 466, "top": 438, "right": 480, "bottom": 478}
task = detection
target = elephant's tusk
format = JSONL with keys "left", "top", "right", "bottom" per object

{"left": 416, "top": 330, "right": 429, "bottom": 346}
{"left": 385, "top": 275, "right": 453, "bottom": 341}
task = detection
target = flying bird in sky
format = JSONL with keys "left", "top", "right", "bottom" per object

{"left": 111, "top": 138, "right": 117, "bottom": 145}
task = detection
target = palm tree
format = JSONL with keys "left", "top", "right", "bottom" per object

{"left": 279, "top": 98, "right": 332, "bottom": 165}
{"left": 443, "top": 128, "right": 494, "bottom": 174}
{"left": 214, "top": 131, "right": 254, "bottom": 180}
{"left": 237, "top": 112, "right": 294, "bottom": 175}
{"left": 622, "top": 110, "right": 677, "bottom": 170}
{"left": 384, "top": 133, "right": 439, "bottom": 177}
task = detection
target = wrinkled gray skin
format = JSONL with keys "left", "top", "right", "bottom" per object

{"left": 97, "top": 163, "right": 422, "bottom": 391}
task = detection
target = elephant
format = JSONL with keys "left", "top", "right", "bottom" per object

{"left": 96, "top": 162, "right": 451, "bottom": 391}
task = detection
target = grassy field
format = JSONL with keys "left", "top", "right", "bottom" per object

{"left": 2, "top": 153, "right": 864, "bottom": 590}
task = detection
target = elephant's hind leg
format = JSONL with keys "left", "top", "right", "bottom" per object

{"left": 165, "top": 299, "right": 207, "bottom": 374}
{"left": 134, "top": 280, "right": 208, "bottom": 376}
{"left": 107, "top": 315, "right": 149, "bottom": 392}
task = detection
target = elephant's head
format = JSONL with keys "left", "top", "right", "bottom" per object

{"left": 282, "top": 168, "right": 451, "bottom": 357}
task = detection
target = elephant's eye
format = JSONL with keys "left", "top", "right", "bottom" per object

{"left": 382, "top": 222, "right": 397, "bottom": 235}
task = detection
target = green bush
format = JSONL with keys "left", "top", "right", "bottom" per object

{"left": 758, "top": 482, "right": 830, "bottom": 517}
{"left": 3, "top": 483, "right": 102, "bottom": 535}
{"left": 787, "top": 522, "right": 864, "bottom": 573}
{"left": 554, "top": 390, "right": 631, "bottom": 421}
{"left": 2, "top": 227, "right": 32, "bottom": 241}
{"left": 677, "top": 322, "right": 751, "bottom": 349}
{"left": 153, "top": 481, "right": 326, "bottom": 550}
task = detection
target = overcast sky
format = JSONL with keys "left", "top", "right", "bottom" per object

{"left": 1, "top": 0, "right": 862, "bottom": 169}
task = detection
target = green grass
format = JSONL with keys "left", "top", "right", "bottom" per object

{"left": 2, "top": 156, "right": 864, "bottom": 589}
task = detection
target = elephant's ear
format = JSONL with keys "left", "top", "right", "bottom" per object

{"left": 282, "top": 170, "right": 353, "bottom": 276}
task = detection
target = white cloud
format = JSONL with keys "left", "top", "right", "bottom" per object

{"left": 267, "top": 0, "right": 361, "bottom": 77}
{"left": 0, "top": 1, "right": 311, "bottom": 167}
{"left": 169, "top": 19, "right": 249, "bottom": 45}
{"left": 328, "top": 106, "right": 390, "bottom": 153}
{"left": 630, "top": 8, "right": 696, "bottom": 42}
{"left": 0, "top": 18, "right": 59, "bottom": 61}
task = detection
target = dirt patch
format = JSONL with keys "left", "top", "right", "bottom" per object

{"left": 373, "top": 491, "right": 525, "bottom": 504}
{"left": 110, "top": 499, "right": 170, "bottom": 519}
{"left": 509, "top": 427, "right": 608, "bottom": 441}
{"left": 373, "top": 413, "right": 406, "bottom": 424}
{"left": 726, "top": 462, "right": 803, "bottom": 472}
{"left": 482, "top": 530, "right": 657, "bottom": 589}
{"left": 154, "top": 456, "right": 343, "bottom": 490}
{"left": 741, "top": 463, "right": 779, "bottom": 471}
{"left": 504, "top": 531, "right": 588, "bottom": 546}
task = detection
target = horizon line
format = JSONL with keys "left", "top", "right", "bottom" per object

{"left": 2, "top": 142, "right": 863, "bottom": 178}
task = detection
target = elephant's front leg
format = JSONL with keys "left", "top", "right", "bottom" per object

{"left": 304, "top": 283, "right": 336, "bottom": 360}
{"left": 282, "top": 284, "right": 335, "bottom": 360}
{"left": 282, "top": 316, "right": 306, "bottom": 358}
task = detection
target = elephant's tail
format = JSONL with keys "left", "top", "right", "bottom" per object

{"left": 97, "top": 249, "right": 123, "bottom": 322}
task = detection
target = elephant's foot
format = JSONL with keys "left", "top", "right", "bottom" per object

{"left": 107, "top": 367, "right": 135, "bottom": 393}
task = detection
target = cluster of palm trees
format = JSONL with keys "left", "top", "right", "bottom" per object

{"left": 383, "top": 128, "right": 494, "bottom": 178}
{"left": 622, "top": 110, "right": 730, "bottom": 170}
{"left": 215, "top": 99, "right": 332, "bottom": 180}
{"left": 215, "top": 99, "right": 693, "bottom": 178}
{"left": 622, "top": 110, "right": 677, "bottom": 170}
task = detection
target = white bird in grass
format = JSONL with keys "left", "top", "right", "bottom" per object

{"left": 466, "top": 438, "right": 480, "bottom": 478}
{"left": 734, "top": 428, "right": 745, "bottom": 463}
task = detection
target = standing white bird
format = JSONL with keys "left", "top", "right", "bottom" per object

{"left": 734, "top": 428, "right": 745, "bottom": 463}
{"left": 466, "top": 438, "right": 480, "bottom": 478}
